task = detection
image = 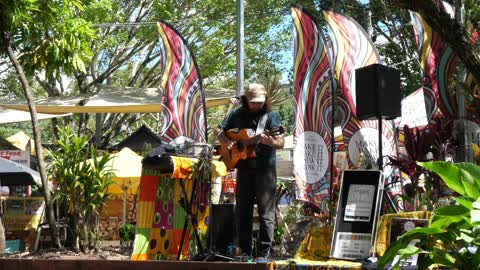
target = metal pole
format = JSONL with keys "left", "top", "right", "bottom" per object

{"left": 378, "top": 118, "right": 383, "bottom": 170}
{"left": 454, "top": 0, "right": 471, "bottom": 162}
{"left": 236, "top": 0, "right": 244, "bottom": 97}
{"left": 122, "top": 188, "right": 126, "bottom": 225}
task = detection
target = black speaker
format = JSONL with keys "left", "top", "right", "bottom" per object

{"left": 207, "top": 204, "right": 236, "bottom": 255}
{"left": 355, "top": 64, "right": 401, "bottom": 120}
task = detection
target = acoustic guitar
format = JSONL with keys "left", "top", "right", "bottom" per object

{"left": 217, "top": 126, "right": 284, "bottom": 170}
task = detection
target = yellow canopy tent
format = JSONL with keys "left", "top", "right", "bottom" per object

{"left": 88, "top": 147, "right": 143, "bottom": 224}
{"left": 6, "top": 131, "right": 52, "bottom": 158}
{"left": 104, "top": 147, "right": 143, "bottom": 196}
{"left": 6, "top": 131, "right": 35, "bottom": 156}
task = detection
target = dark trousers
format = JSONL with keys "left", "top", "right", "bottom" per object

{"left": 235, "top": 166, "right": 276, "bottom": 257}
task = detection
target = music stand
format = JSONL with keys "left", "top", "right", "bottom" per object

{"left": 176, "top": 158, "right": 207, "bottom": 260}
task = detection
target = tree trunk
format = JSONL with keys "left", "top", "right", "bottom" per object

{"left": 0, "top": 202, "right": 5, "bottom": 253}
{"left": 72, "top": 210, "right": 80, "bottom": 252}
{"left": 0, "top": 20, "right": 61, "bottom": 248}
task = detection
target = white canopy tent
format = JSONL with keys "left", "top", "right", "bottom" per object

{"left": 0, "top": 86, "right": 234, "bottom": 114}
{"left": 0, "top": 108, "right": 70, "bottom": 125}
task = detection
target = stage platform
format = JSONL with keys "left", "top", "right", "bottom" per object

{"left": 0, "top": 258, "right": 270, "bottom": 270}
{"left": 0, "top": 258, "right": 367, "bottom": 270}
{"left": 267, "top": 258, "right": 363, "bottom": 270}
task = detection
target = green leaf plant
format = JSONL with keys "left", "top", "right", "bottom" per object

{"left": 48, "top": 126, "right": 114, "bottom": 252}
{"left": 378, "top": 161, "right": 480, "bottom": 270}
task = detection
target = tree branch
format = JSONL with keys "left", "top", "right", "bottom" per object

{"left": 392, "top": 0, "right": 480, "bottom": 84}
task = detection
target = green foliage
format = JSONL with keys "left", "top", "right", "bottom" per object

{"left": 465, "top": 0, "right": 480, "bottom": 25}
{"left": 378, "top": 161, "right": 480, "bottom": 270}
{"left": 0, "top": 70, "right": 25, "bottom": 99}
{"left": 274, "top": 225, "right": 285, "bottom": 244}
{"left": 0, "top": 0, "right": 96, "bottom": 78}
{"left": 278, "top": 100, "right": 295, "bottom": 136}
{"left": 378, "top": 41, "right": 422, "bottom": 96}
{"left": 48, "top": 125, "right": 114, "bottom": 251}
{"left": 283, "top": 200, "right": 305, "bottom": 226}
{"left": 0, "top": 120, "right": 57, "bottom": 144}
{"left": 118, "top": 223, "right": 135, "bottom": 248}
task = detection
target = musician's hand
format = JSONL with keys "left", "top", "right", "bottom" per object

{"left": 260, "top": 134, "right": 273, "bottom": 146}
{"left": 225, "top": 139, "right": 235, "bottom": 150}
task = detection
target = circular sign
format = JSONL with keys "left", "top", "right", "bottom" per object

{"left": 404, "top": 221, "right": 415, "bottom": 232}
{"left": 293, "top": 131, "right": 329, "bottom": 184}
{"left": 348, "top": 127, "right": 394, "bottom": 170}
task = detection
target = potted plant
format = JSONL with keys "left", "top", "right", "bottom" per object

{"left": 378, "top": 161, "right": 480, "bottom": 269}
{"left": 388, "top": 121, "right": 456, "bottom": 211}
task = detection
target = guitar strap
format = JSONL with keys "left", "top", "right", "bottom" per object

{"left": 255, "top": 113, "right": 268, "bottom": 136}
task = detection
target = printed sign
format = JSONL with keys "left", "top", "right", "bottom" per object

{"left": 0, "top": 150, "right": 30, "bottom": 166}
{"left": 332, "top": 232, "right": 372, "bottom": 259}
{"left": 399, "top": 89, "right": 428, "bottom": 128}
{"left": 3, "top": 197, "right": 44, "bottom": 231}
{"left": 330, "top": 170, "right": 384, "bottom": 261}
{"left": 344, "top": 184, "right": 376, "bottom": 222}
{"left": 390, "top": 218, "right": 429, "bottom": 266}
{"left": 293, "top": 131, "right": 329, "bottom": 184}
{"left": 348, "top": 127, "right": 394, "bottom": 174}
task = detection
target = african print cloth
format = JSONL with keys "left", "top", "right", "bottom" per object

{"left": 157, "top": 21, "right": 207, "bottom": 143}
{"left": 131, "top": 157, "right": 227, "bottom": 261}
{"left": 292, "top": 6, "right": 333, "bottom": 212}
{"left": 295, "top": 224, "right": 333, "bottom": 260}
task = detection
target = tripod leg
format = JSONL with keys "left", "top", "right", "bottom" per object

{"left": 177, "top": 198, "right": 190, "bottom": 260}
{"left": 177, "top": 179, "right": 192, "bottom": 260}
{"left": 383, "top": 190, "right": 398, "bottom": 213}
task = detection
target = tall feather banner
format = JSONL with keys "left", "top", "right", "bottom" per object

{"left": 322, "top": 10, "right": 397, "bottom": 173}
{"left": 292, "top": 6, "right": 333, "bottom": 211}
{"left": 157, "top": 21, "right": 207, "bottom": 143}
{"left": 410, "top": 1, "right": 457, "bottom": 122}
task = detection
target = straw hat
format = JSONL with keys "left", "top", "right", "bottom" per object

{"left": 245, "top": 83, "right": 266, "bottom": 102}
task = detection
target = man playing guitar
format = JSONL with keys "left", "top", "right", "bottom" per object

{"left": 216, "top": 83, "right": 284, "bottom": 261}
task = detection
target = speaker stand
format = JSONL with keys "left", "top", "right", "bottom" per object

{"left": 377, "top": 117, "right": 398, "bottom": 214}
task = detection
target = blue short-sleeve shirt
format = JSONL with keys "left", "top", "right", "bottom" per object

{"left": 218, "top": 107, "right": 282, "bottom": 169}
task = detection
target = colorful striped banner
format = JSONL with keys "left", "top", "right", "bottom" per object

{"left": 410, "top": 1, "right": 457, "bottom": 122}
{"left": 292, "top": 6, "right": 333, "bottom": 211}
{"left": 322, "top": 10, "right": 397, "bottom": 172}
{"left": 157, "top": 21, "right": 207, "bottom": 143}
